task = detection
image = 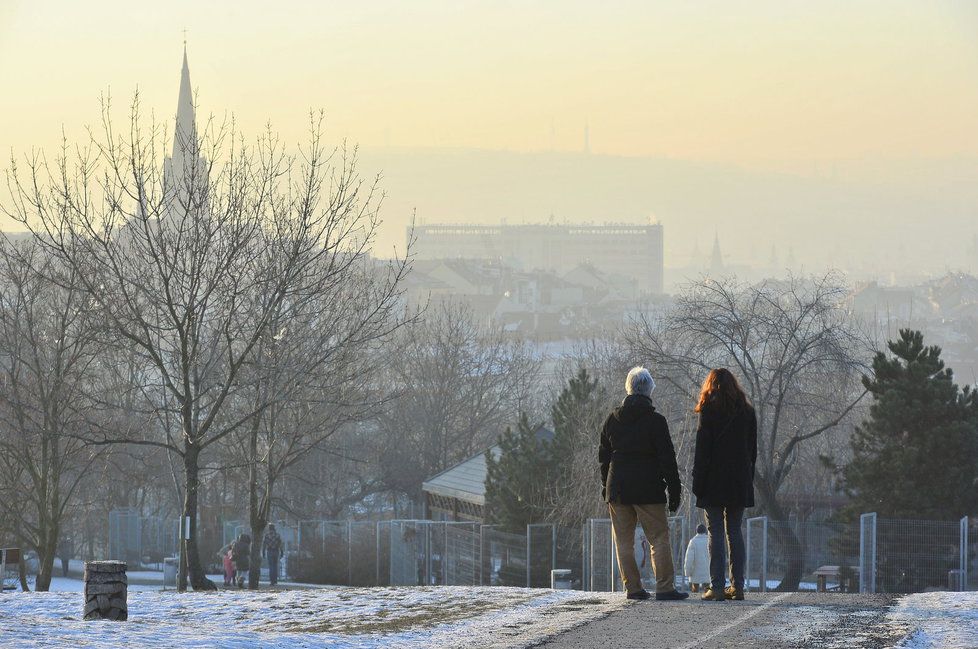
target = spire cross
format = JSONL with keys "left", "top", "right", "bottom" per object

{"left": 182, "top": 28, "right": 187, "bottom": 49}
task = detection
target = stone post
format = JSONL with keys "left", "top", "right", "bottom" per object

{"left": 83, "top": 561, "right": 128, "bottom": 621}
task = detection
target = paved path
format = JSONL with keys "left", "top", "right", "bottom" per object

{"left": 533, "top": 592, "right": 904, "bottom": 649}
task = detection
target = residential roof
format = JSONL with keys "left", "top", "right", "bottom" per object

{"left": 421, "top": 426, "right": 554, "bottom": 506}
{"left": 422, "top": 446, "right": 499, "bottom": 506}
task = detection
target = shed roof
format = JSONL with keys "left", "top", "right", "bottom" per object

{"left": 421, "top": 426, "right": 553, "bottom": 506}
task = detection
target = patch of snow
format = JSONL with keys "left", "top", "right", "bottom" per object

{"left": 889, "top": 592, "right": 978, "bottom": 649}
{"left": 0, "top": 586, "right": 624, "bottom": 648}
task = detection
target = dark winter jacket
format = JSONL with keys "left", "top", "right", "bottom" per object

{"left": 692, "top": 403, "right": 758, "bottom": 509}
{"left": 599, "top": 394, "right": 682, "bottom": 506}
{"left": 232, "top": 538, "right": 251, "bottom": 571}
{"left": 262, "top": 531, "right": 282, "bottom": 558}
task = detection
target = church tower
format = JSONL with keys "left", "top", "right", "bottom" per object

{"left": 163, "top": 44, "right": 206, "bottom": 212}
{"left": 709, "top": 232, "right": 724, "bottom": 275}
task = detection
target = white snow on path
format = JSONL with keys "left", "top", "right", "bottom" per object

{"left": 889, "top": 592, "right": 978, "bottom": 649}
{"left": 0, "top": 586, "right": 625, "bottom": 648}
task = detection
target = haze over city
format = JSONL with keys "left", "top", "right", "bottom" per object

{"left": 2, "top": 1, "right": 978, "bottom": 276}
{"left": 1, "top": 4, "right": 977, "bottom": 647}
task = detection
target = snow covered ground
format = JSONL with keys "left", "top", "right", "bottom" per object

{"left": 0, "top": 586, "right": 624, "bottom": 648}
{"left": 889, "top": 592, "right": 978, "bottom": 649}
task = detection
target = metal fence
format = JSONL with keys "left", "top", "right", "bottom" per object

{"left": 168, "top": 513, "right": 975, "bottom": 593}
{"left": 108, "top": 509, "right": 179, "bottom": 568}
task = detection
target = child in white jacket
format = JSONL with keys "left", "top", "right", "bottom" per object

{"left": 684, "top": 524, "right": 710, "bottom": 593}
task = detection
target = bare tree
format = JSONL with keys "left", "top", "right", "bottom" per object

{"left": 376, "top": 301, "right": 540, "bottom": 502}
{"left": 4, "top": 96, "right": 409, "bottom": 590}
{"left": 0, "top": 238, "right": 102, "bottom": 590}
{"left": 234, "top": 252, "right": 410, "bottom": 588}
{"left": 625, "top": 274, "right": 870, "bottom": 589}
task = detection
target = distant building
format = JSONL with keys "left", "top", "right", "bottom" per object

{"left": 411, "top": 223, "right": 664, "bottom": 294}
{"left": 421, "top": 426, "right": 554, "bottom": 522}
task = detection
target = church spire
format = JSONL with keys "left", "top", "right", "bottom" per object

{"left": 710, "top": 231, "right": 724, "bottom": 275}
{"left": 164, "top": 43, "right": 206, "bottom": 212}
{"left": 172, "top": 42, "right": 197, "bottom": 161}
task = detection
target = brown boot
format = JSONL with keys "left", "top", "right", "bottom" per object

{"left": 690, "top": 583, "right": 699, "bottom": 593}
{"left": 724, "top": 586, "right": 744, "bottom": 600}
{"left": 701, "top": 587, "right": 725, "bottom": 601}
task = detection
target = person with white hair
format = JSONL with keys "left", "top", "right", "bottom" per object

{"left": 598, "top": 366, "right": 688, "bottom": 601}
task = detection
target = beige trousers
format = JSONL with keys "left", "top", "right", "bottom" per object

{"left": 609, "top": 502, "right": 675, "bottom": 594}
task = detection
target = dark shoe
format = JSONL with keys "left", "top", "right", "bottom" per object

{"left": 655, "top": 590, "right": 690, "bottom": 601}
{"left": 724, "top": 586, "right": 745, "bottom": 600}
{"left": 626, "top": 589, "right": 652, "bottom": 600}
{"left": 701, "top": 588, "right": 725, "bottom": 601}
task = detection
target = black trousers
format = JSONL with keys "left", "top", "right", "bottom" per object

{"left": 705, "top": 506, "right": 746, "bottom": 590}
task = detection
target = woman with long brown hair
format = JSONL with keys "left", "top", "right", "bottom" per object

{"left": 691, "top": 368, "right": 757, "bottom": 601}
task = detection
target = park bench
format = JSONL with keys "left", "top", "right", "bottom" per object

{"left": 1, "top": 548, "right": 27, "bottom": 592}
{"left": 813, "top": 565, "right": 859, "bottom": 592}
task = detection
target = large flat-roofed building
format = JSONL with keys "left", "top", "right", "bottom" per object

{"left": 411, "top": 223, "right": 664, "bottom": 294}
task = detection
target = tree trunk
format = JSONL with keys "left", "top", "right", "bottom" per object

{"left": 248, "top": 520, "right": 266, "bottom": 590}
{"left": 34, "top": 526, "right": 58, "bottom": 592}
{"left": 180, "top": 445, "right": 216, "bottom": 591}
{"left": 18, "top": 554, "right": 29, "bottom": 591}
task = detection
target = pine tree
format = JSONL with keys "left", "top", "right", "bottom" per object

{"left": 842, "top": 329, "right": 978, "bottom": 519}
{"left": 484, "top": 413, "right": 551, "bottom": 532}
{"left": 548, "top": 367, "right": 606, "bottom": 525}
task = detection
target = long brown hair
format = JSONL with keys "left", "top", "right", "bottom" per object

{"left": 695, "top": 368, "right": 749, "bottom": 414}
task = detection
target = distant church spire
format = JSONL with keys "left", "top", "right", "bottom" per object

{"left": 173, "top": 42, "right": 197, "bottom": 161}
{"left": 710, "top": 231, "right": 724, "bottom": 275}
{"left": 164, "top": 42, "right": 206, "bottom": 211}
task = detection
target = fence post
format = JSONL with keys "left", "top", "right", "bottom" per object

{"left": 745, "top": 516, "right": 768, "bottom": 592}
{"left": 961, "top": 516, "right": 969, "bottom": 592}
{"left": 526, "top": 525, "right": 531, "bottom": 588}
{"left": 609, "top": 521, "right": 617, "bottom": 592}
{"left": 552, "top": 524, "right": 557, "bottom": 580}
{"left": 375, "top": 522, "right": 380, "bottom": 586}
{"left": 859, "top": 512, "right": 877, "bottom": 594}
{"left": 582, "top": 522, "right": 589, "bottom": 591}
{"left": 347, "top": 521, "right": 353, "bottom": 585}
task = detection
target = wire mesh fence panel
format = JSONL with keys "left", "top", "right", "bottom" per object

{"left": 969, "top": 518, "right": 978, "bottom": 591}
{"left": 667, "top": 516, "right": 686, "bottom": 589}
{"left": 139, "top": 517, "right": 180, "bottom": 567}
{"left": 527, "top": 524, "right": 555, "bottom": 588}
{"left": 349, "top": 522, "right": 379, "bottom": 586}
{"left": 587, "top": 518, "right": 614, "bottom": 592}
{"left": 444, "top": 523, "right": 480, "bottom": 586}
{"left": 745, "top": 517, "right": 767, "bottom": 592}
{"left": 859, "top": 513, "right": 877, "bottom": 593}
{"left": 108, "top": 509, "right": 141, "bottom": 566}
{"left": 554, "top": 525, "right": 585, "bottom": 590}
{"left": 390, "top": 520, "right": 427, "bottom": 586}
{"left": 376, "top": 521, "right": 391, "bottom": 587}
{"left": 875, "top": 518, "right": 960, "bottom": 593}
{"left": 762, "top": 520, "right": 859, "bottom": 592}
{"left": 321, "top": 521, "right": 352, "bottom": 585}
{"left": 292, "top": 521, "right": 324, "bottom": 583}
{"left": 481, "top": 526, "right": 528, "bottom": 586}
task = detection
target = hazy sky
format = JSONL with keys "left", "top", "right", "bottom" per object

{"left": 2, "top": 1, "right": 978, "bottom": 166}
{"left": 2, "top": 1, "right": 977, "bottom": 273}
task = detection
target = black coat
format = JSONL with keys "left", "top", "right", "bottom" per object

{"left": 599, "top": 395, "right": 681, "bottom": 505}
{"left": 692, "top": 403, "right": 758, "bottom": 509}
